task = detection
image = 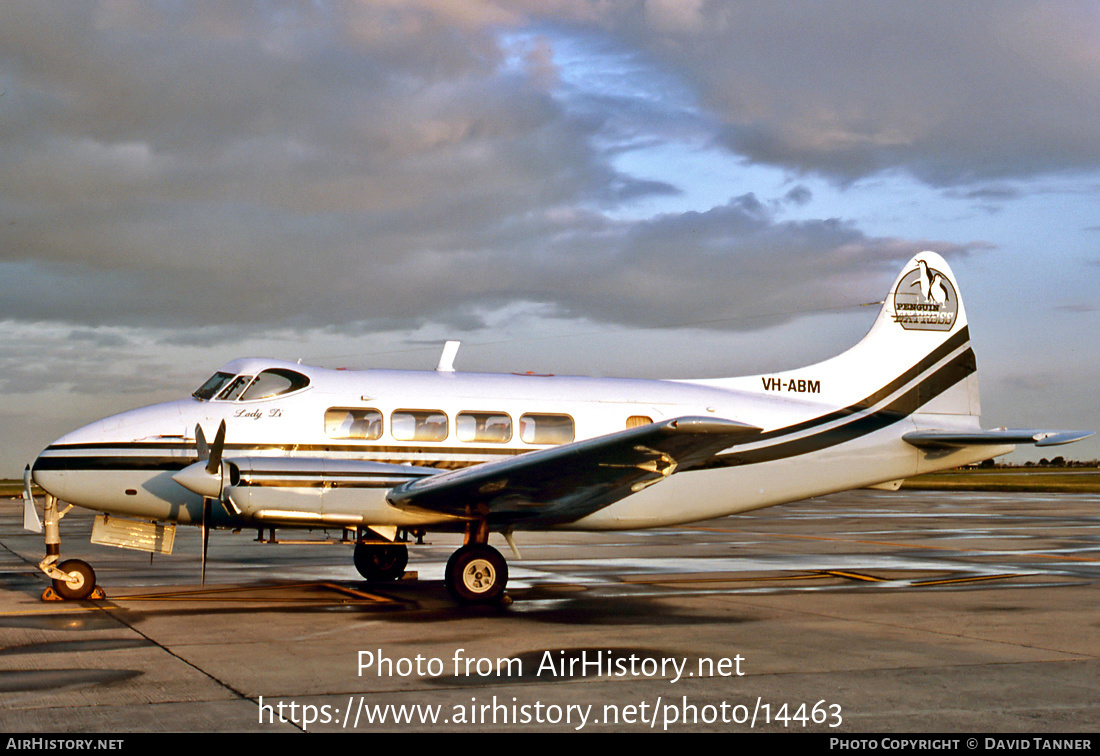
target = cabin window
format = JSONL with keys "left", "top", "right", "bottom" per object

{"left": 325, "top": 408, "right": 382, "bottom": 440}
{"left": 391, "top": 410, "right": 448, "bottom": 442}
{"left": 626, "top": 415, "right": 653, "bottom": 429}
{"left": 519, "top": 413, "right": 574, "bottom": 444}
{"left": 193, "top": 371, "right": 234, "bottom": 400}
{"left": 456, "top": 412, "right": 512, "bottom": 443}
{"left": 241, "top": 368, "right": 310, "bottom": 401}
{"left": 216, "top": 375, "right": 253, "bottom": 401}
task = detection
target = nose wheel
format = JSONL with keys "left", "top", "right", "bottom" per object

{"left": 445, "top": 544, "right": 508, "bottom": 604}
{"left": 49, "top": 559, "right": 99, "bottom": 601}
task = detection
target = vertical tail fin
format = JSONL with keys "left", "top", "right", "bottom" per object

{"left": 715, "top": 251, "right": 980, "bottom": 419}
{"left": 827, "top": 250, "right": 979, "bottom": 418}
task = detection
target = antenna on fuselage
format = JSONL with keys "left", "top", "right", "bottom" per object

{"left": 435, "top": 340, "right": 460, "bottom": 373}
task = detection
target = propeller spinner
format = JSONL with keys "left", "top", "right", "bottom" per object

{"left": 173, "top": 421, "right": 229, "bottom": 499}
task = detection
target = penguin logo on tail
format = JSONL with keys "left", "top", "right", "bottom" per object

{"left": 893, "top": 256, "right": 958, "bottom": 331}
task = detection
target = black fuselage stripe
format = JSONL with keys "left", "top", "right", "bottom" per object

{"left": 38, "top": 441, "right": 528, "bottom": 456}
{"left": 707, "top": 346, "right": 976, "bottom": 467}
{"left": 748, "top": 326, "right": 970, "bottom": 442}
{"left": 238, "top": 479, "right": 408, "bottom": 489}
{"left": 31, "top": 455, "right": 503, "bottom": 473}
{"left": 32, "top": 456, "right": 193, "bottom": 472}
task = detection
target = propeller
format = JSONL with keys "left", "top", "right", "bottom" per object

{"left": 206, "top": 419, "right": 226, "bottom": 475}
{"left": 172, "top": 420, "right": 228, "bottom": 499}
{"left": 172, "top": 421, "right": 228, "bottom": 585}
{"left": 201, "top": 496, "right": 211, "bottom": 586}
{"left": 196, "top": 424, "right": 210, "bottom": 463}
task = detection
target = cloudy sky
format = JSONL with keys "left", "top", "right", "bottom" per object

{"left": 1, "top": 0, "right": 1097, "bottom": 475}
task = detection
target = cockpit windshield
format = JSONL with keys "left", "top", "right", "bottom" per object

{"left": 192, "top": 367, "right": 310, "bottom": 402}
{"left": 240, "top": 368, "right": 310, "bottom": 400}
{"left": 216, "top": 375, "right": 253, "bottom": 401}
{"left": 192, "top": 372, "right": 234, "bottom": 400}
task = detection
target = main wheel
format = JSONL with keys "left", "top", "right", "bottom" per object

{"left": 445, "top": 544, "right": 508, "bottom": 604}
{"left": 353, "top": 543, "right": 408, "bottom": 582}
{"left": 52, "top": 559, "right": 97, "bottom": 601}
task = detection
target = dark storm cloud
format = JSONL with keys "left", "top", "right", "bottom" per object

{"left": 0, "top": 2, "right": 617, "bottom": 328}
{"left": 0, "top": 1, "right": 1069, "bottom": 334}
{"left": 783, "top": 185, "right": 813, "bottom": 206}
{"left": 489, "top": 195, "right": 972, "bottom": 329}
{"left": 949, "top": 185, "right": 1024, "bottom": 202}
{"left": 592, "top": 1, "right": 1100, "bottom": 186}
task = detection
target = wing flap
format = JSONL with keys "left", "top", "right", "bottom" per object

{"left": 903, "top": 429, "right": 1093, "bottom": 449}
{"left": 387, "top": 416, "right": 760, "bottom": 526}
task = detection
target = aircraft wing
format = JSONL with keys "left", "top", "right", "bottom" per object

{"left": 903, "top": 429, "right": 1093, "bottom": 449}
{"left": 387, "top": 416, "right": 761, "bottom": 526}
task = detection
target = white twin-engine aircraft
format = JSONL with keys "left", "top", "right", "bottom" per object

{"left": 26, "top": 252, "right": 1090, "bottom": 604}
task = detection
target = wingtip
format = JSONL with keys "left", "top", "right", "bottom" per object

{"left": 1033, "top": 430, "right": 1094, "bottom": 447}
{"left": 904, "top": 428, "right": 1094, "bottom": 449}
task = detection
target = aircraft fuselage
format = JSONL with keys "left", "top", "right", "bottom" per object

{"left": 32, "top": 352, "right": 997, "bottom": 534}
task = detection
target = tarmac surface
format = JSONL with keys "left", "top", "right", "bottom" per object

{"left": 1, "top": 489, "right": 1098, "bottom": 734}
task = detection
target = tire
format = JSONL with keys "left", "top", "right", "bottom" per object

{"left": 353, "top": 543, "right": 408, "bottom": 582}
{"left": 52, "top": 559, "right": 97, "bottom": 600}
{"left": 445, "top": 544, "right": 508, "bottom": 604}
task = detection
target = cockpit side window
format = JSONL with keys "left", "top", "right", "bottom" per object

{"left": 240, "top": 369, "right": 310, "bottom": 401}
{"left": 217, "top": 375, "right": 253, "bottom": 401}
{"left": 193, "top": 372, "right": 235, "bottom": 401}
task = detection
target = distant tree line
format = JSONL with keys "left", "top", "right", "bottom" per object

{"left": 979, "top": 457, "right": 1099, "bottom": 468}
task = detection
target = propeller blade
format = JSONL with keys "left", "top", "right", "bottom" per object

{"left": 206, "top": 420, "right": 226, "bottom": 475}
{"left": 195, "top": 424, "right": 209, "bottom": 462}
{"left": 201, "top": 497, "right": 211, "bottom": 586}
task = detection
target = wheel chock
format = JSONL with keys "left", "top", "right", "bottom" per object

{"left": 41, "top": 585, "right": 107, "bottom": 601}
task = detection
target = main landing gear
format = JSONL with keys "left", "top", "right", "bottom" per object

{"left": 353, "top": 542, "right": 409, "bottom": 582}
{"left": 442, "top": 519, "right": 508, "bottom": 605}
{"left": 351, "top": 530, "right": 510, "bottom": 605}
{"left": 445, "top": 544, "right": 508, "bottom": 604}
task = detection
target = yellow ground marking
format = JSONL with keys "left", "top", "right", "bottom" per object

{"left": 912, "top": 573, "right": 1021, "bottom": 587}
{"left": 620, "top": 572, "right": 833, "bottom": 585}
{"left": 822, "top": 570, "right": 886, "bottom": 582}
{"left": 0, "top": 582, "right": 400, "bottom": 611}
{"left": 110, "top": 581, "right": 398, "bottom": 603}
{"left": 620, "top": 568, "right": 1030, "bottom": 589}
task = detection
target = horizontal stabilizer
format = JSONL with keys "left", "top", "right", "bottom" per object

{"left": 903, "top": 429, "right": 1093, "bottom": 449}
{"left": 388, "top": 416, "right": 761, "bottom": 526}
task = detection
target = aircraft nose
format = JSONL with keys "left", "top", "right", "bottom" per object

{"left": 29, "top": 399, "right": 199, "bottom": 515}
{"left": 30, "top": 413, "right": 143, "bottom": 499}
{"left": 47, "top": 401, "right": 189, "bottom": 447}
{"left": 31, "top": 443, "right": 74, "bottom": 503}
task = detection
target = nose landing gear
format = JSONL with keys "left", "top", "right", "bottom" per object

{"left": 35, "top": 491, "right": 104, "bottom": 601}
